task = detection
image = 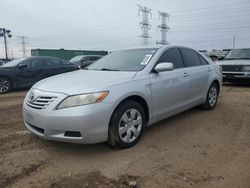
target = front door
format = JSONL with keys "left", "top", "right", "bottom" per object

{"left": 149, "top": 48, "right": 190, "bottom": 121}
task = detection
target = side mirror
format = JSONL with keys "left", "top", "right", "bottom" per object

{"left": 18, "top": 64, "right": 28, "bottom": 69}
{"left": 154, "top": 62, "right": 174, "bottom": 73}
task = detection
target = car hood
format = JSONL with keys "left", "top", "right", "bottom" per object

{"left": 218, "top": 59, "right": 250, "bottom": 66}
{"left": 33, "top": 70, "right": 137, "bottom": 95}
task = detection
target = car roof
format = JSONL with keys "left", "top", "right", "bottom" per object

{"left": 73, "top": 55, "right": 103, "bottom": 57}
{"left": 109, "top": 45, "right": 199, "bottom": 52}
{"left": 27, "top": 56, "right": 67, "bottom": 61}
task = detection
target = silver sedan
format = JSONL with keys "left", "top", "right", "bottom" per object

{"left": 23, "top": 46, "right": 222, "bottom": 148}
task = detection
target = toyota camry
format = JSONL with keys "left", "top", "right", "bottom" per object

{"left": 23, "top": 46, "right": 222, "bottom": 148}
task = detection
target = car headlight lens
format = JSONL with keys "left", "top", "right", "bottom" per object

{"left": 244, "top": 65, "right": 250, "bottom": 72}
{"left": 57, "top": 91, "right": 109, "bottom": 109}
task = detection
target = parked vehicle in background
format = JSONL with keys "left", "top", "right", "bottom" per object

{"left": 200, "top": 49, "right": 231, "bottom": 62}
{"left": 218, "top": 48, "right": 250, "bottom": 84}
{"left": 0, "top": 56, "right": 80, "bottom": 94}
{"left": 23, "top": 46, "right": 222, "bottom": 149}
{"left": 69, "top": 55, "right": 103, "bottom": 68}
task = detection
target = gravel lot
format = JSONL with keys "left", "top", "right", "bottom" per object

{"left": 0, "top": 85, "right": 250, "bottom": 188}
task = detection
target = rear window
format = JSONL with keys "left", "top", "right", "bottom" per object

{"left": 157, "top": 48, "right": 184, "bottom": 69}
{"left": 180, "top": 48, "right": 201, "bottom": 67}
{"left": 198, "top": 55, "right": 209, "bottom": 65}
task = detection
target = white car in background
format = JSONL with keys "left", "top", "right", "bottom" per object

{"left": 218, "top": 48, "right": 250, "bottom": 84}
{"left": 23, "top": 46, "right": 222, "bottom": 149}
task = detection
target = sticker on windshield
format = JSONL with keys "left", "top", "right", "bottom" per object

{"left": 140, "top": 54, "right": 152, "bottom": 65}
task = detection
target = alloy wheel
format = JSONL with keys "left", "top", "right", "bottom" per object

{"left": 118, "top": 108, "right": 142, "bottom": 143}
{"left": 0, "top": 78, "right": 9, "bottom": 93}
{"left": 208, "top": 86, "right": 217, "bottom": 107}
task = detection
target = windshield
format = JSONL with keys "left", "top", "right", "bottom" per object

{"left": 225, "top": 49, "right": 250, "bottom": 60}
{"left": 87, "top": 48, "right": 158, "bottom": 71}
{"left": 69, "top": 55, "right": 85, "bottom": 63}
{"left": 2, "top": 58, "right": 27, "bottom": 67}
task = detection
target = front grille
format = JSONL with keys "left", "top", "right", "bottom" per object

{"left": 26, "top": 96, "right": 57, "bottom": 110}
{"left": 221, "top": 65, "right": 244, "bottom": 72}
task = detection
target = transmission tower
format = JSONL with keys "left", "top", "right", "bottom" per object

{"left": 137, "top": 4, "right": 152, "bottom": 45}
{"left": 156, "top": 11, "right": 170, "bottom": 45}
{"left": 18, "top": 36, "right": 28, "bottom": 57}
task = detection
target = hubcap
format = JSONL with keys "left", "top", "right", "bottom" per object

{"left": 118, "top": 109, "right": 142, "bottom": 143}
{"left": 0, "top": 78, "right": 9, "bottom": 93}
{"left": 208, "top": 86, "right": 217, "bottom": 107}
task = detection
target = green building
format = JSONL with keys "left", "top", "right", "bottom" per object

{"left": 31, "top": 49, "right": 108, "bottom": 60}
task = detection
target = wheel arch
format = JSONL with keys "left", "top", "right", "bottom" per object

{"left": 110, "top": 95, "right": 150, "bottom": 124}
{"left": 0, "top": 75, "right": 14, "bottom": 86}
{"left": 212, "top": 79, "right": 220, "bottom": 94}
{"left": 0, "top": 75, "right": 14, "bottom": 93}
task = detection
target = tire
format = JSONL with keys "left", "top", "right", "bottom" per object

{"left": 108, "top": 100, "right": 146, "bottom": 149}
{"left": 0, "top": 77, "right": 12, "bottom": 94}
{"left": 201, "top": 83, "right": 219, "bottom": 110}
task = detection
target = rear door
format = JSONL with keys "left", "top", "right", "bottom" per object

{"left": 16, "top": 58, "right": 45, "bottom": 87}
{"left": 43, "top": 58, "right": 78, "bottom": 78}
{"left": 149, "top": 48, "right": 190, "bottom": 120}
{"left": 180, "top": 48, "right": 210, "bottom": 103}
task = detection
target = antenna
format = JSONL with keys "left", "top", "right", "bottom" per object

{"left": 137, "top": 4, "right": 152, "bottom": 45}
{"left": 156, "top": 11, "right": 170, "bottom": 45}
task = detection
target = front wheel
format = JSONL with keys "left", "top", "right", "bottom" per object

{"left": 201, "top": 83, "right": 219, "bottom": 110}
{"left": 108, "top": 100, "right": 146, "bottom": 149}
{"left": 0, "top": 77, "right": 12, "bottom": 94}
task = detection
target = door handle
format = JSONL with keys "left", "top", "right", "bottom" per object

{"left": 208, "top": 67, "right": 212, "bottom": 72}
{"left": 183, "top": 72, "right": 190, "bottom": 77}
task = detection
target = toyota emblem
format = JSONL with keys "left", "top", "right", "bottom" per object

{"left": 28, "top": 92, "right": 35, "bottom": 102}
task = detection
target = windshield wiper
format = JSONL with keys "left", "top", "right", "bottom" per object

{"left": 100, "top": 68, "right": 120, "bottom": 71}
{"left": 226, "top": 58, "right": 250, "bottom": 60}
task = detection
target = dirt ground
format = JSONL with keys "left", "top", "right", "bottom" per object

{"left": 0, "top": 85, "right": 250, "bottom": 188}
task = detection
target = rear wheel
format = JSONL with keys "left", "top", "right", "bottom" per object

{"left": 108, "top": 100, "right": 146, "bottom": 149}
{"left": 201, "top": 83, "right": 219, "bottom": 110}
{"left": 0, "top": 77, "right": 12, "bottom": 94}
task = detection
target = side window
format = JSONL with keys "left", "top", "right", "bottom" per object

{"left": 82, "top": 57, "right": 91, "bottom": 61}
{"left": 91, "top": 56, "right": 101, "bottom": 61}
{"left": 198, "top": 55, "right": 209, "bottom": 65}
{"left": 22, "top": 59, "right": 44, "bottom": 68}
{"left": 180, "top": 48, "right": 202, "bottom": 67}
{"left": 46, "top": 59, "right": 64, "bottom": 67}
{"left": 157, "top": 48, "right": 184, "bottom": 69}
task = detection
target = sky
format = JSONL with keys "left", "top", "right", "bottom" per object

{"left": 0, "top": 0, "right": 250, "bottom": 58}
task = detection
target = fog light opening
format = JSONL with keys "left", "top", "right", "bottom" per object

{"left": 64, "top": 131, "right": 82, "bottom": 138}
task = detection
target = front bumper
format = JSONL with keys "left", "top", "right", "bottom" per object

{"left": 222, "top": 71, "right": 250, "bottom": 81}
{"left": 23, "top": 89, "right": 114, "bottom": 144}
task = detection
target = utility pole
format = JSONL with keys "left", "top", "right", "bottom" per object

{"left": 233, "top": 36, "right": 236, "bottom": 49}
{"left": 18, "top": 36, "right": 28, "bottom": 57}
{"left": 0, "top": 28, "right": 12, "bottom": 59}
{"left": 156, "top": 11, "right": 170, "bottom": 45}
{"left": 137, "top": 4, "right": 152, "bottom": 45}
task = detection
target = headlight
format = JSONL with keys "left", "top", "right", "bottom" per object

{"left": 57, "top": 91, "right": 109, "bottom": 109}
{"left": 244, "top": 65, "right": 250, "bottom": 72}
{"left": 219, "top": 65, "right": 223, "bottom": 73}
